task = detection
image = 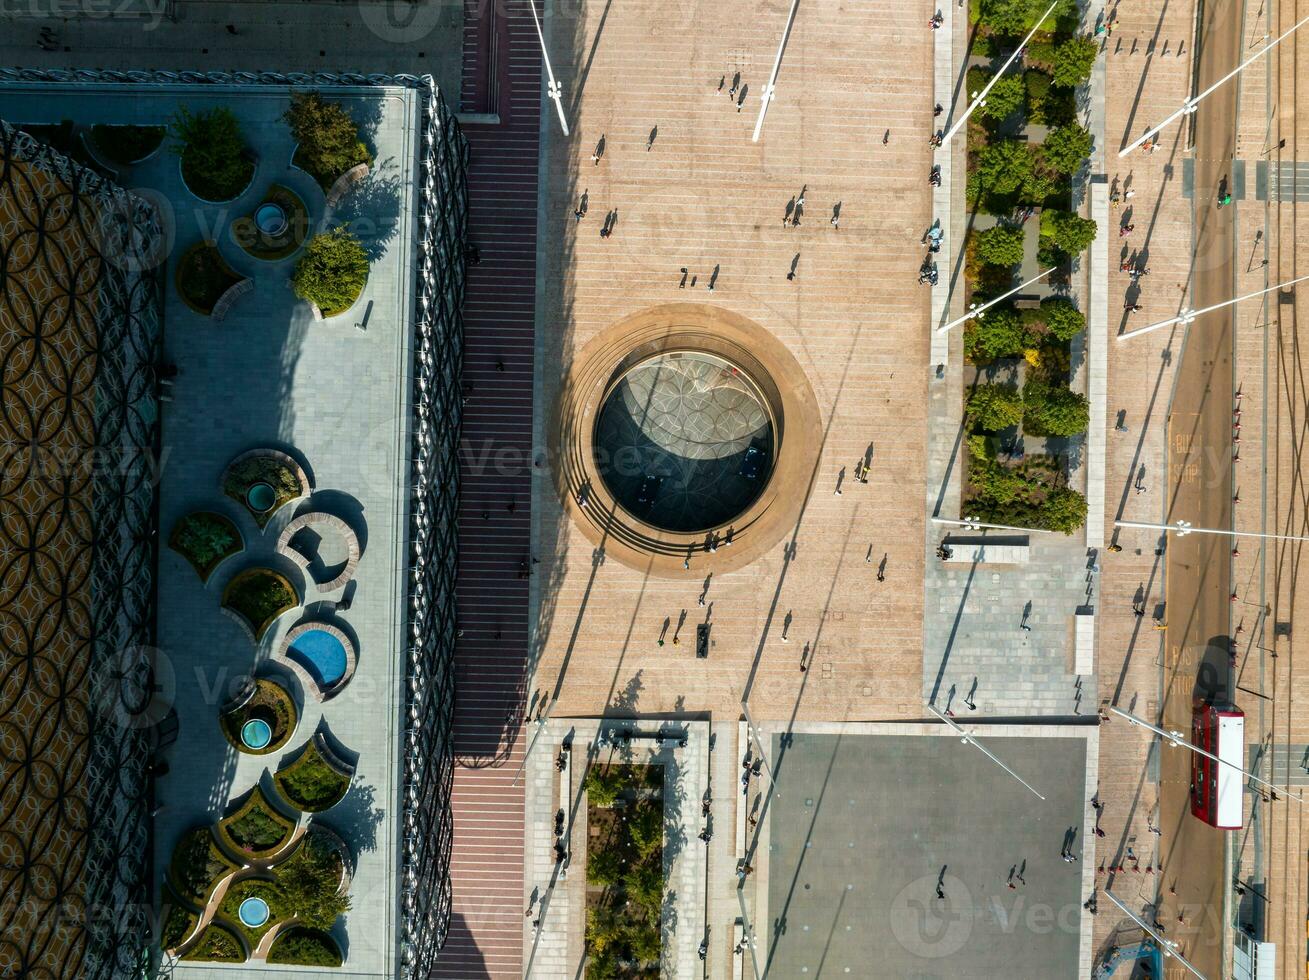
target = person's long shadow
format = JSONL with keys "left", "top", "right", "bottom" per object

{"left": 739, "top": 327, "right": 862, "bottom": 706}
{"left": 1116, "top": 0, "right": 1174, "bottom": 152}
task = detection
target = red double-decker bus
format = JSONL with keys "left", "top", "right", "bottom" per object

{"left": 1190, "top": 703, "right": 1245, "bottom": 829}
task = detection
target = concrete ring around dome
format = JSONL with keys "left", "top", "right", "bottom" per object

{"left": 551, "top": 303, "right": 822, "bottom": 576}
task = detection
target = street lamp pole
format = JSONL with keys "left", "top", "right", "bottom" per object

{"left": 932, "top": 515, "right": 1054, "bottom": 535}
{"left": 1108, "top": 706, "right": 1302, "bottom": 803}
{"left": 528, "top": 0, "right": 570, "bottom": 136}
{"left": 927, "top": 703, "right": 1045, "bottom": 800}
{"left": 1117, "top": 273, "right": 1309, "bottom": 341}
{"left": 940, "top": 0, "right": 1059, "bottom": 144}
{"left": 753, "top": 0, "right": 801, "bottom": 142}
{"left": 1116, "top": 518, "right": 1309, "bottom": 545}
{"left": 936, "top": 267, "right": 1055, "bottom": 333}
{"left": 1118, "top": 12, "right": 1309, "bottom": 157}
{"left": 1100, "top": 890, "right": 1206, "bottom": 979}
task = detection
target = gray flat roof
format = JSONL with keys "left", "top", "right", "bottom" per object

{"left": 0, "top": 80, "right": 421, "bottom": 977}
{"left": 762, "top": 729, "right": 1091, "bottom": 980}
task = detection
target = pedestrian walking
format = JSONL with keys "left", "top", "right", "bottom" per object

{"left": 883, "top": 129, "right": 890, "bottom": 144}
{"left": 1020, "top": 622, "right": 1032, "bottom": 632}
{"left": 1119, "top": 223, "right": 1134, "bottom": 238}
{"left": 225, "top": 23, "right": 239, "bottom": 35}
{"left": 647, "top": 125, "right": 657, "bottom": 151}
{"left": 934, "top": 103, "right": 943, "bottom": 116}
{"left": 591, "top": 135, "right": 605, "bottom": 165}
{"left": 1125, "top": 302, "right": 1143, "bottom": 312}
{"left": 679, "top": 267, "right": 688, "bottom": 288}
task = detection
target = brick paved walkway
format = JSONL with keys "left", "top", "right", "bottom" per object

{"left": 433, "top": 4, "right": 542, "bottom": 976}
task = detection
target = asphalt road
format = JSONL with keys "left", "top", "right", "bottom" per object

{"left": 1157, "top": 0, "right": 1243, "bottom": 973}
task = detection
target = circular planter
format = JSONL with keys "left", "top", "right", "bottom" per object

{"left": 86, "top": 123, "right": 166, "bottom": 166}
{"left": 222, "top": 448, "right": 312, "bottom": 529}
{"left": 220, "top": 676, "right": 298, "bottom": 756}
{"left": 221, "top": 568, "right": 300, "bottom": 644}
{"left": 178, "top": 149, "right": 257, "bottom": 206}
{"left": 174, "top": 241, "right": 244, "bottom": 317}
{"left": 266, "top": 926, "right": 343, "bottom": 967}
{"left": 168, "top": 511, "right": 243, "bottom": 584}
{"left": 273, "top": 733, "right": 355, "bottom": 812}
{"left": 215, "top": 786, "right": 298, "bottom": 861}
{"left": 306, "top": 271, "right": 367, "bottom": 321}
{"left": 230, "top": 184, "right": 310, "bottom": 263}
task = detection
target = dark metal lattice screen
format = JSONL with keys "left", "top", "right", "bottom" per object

{"left": 0, "top": 120, "right": 161, "bottom": 980}
{"left": 400, "top": 84, "right": 467, "bottom": 980}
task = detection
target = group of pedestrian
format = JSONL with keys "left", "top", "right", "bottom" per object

{"left": 718, "top": 71, "right": 748, "bottom": 112}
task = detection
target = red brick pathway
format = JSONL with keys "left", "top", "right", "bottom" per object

{"left": 432, "top": 4, "right": 542, "bottom": 977}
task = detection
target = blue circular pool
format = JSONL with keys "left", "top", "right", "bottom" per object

{"left": 254, "top": 202, "right": 288, "bottom": 236}
{"left": 241, "top": 718, "right": 272, "bottom": 750}
{"left": 288, "top": 628, "right": 348, "bottom": 687}
{"left": 238, "top": 895, "right": 270, "bottom": 929}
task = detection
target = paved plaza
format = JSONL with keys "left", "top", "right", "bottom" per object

{"left": 757, "top": 727, "right": 1096, "bottom": 979}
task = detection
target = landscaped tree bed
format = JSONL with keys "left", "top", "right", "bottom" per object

{"left": 160, "top": 900, "right": 201, "bottom": 952}
{"left": 172, "top": 106, "right": 256, "bottom": 202}
{"left": 274, "top": 738, "right": 353, "bottom": 812}
{"left": 220, "top": 677, "right": 298, "bottom": 755}
{"left": 231, "top": 184, "right": 311, "bottom": 261}
{"left": 583, "top": 764, "right": 663, "bottom": 978}
{"left": 218, "top": 876, "right": 282, "bottom": 948}
{"left": 169, "top": 511, "right": 242, "bottom": 582}
{"left": 222, "top": 451, "right": 308, "bottom": 527}
{"left": 292, "top": 227, "right": 369, "bottom": 318}
{"left": 217, "top": 787, "right": 298, "bottom": 860}
{"left": 181, "top": 923, "right": 245, "bottom": 963}
{"left": 174, "top": 241, "right": 244, "bottom": 316}
{"left": 285, "top": 91, "right": 372, "bottom": 191}
{"left": 168, "top": 826, "right": 240, "bottom": 905}
{"left": 88, "top": 124, "right": 165, "bottom": 166}
{"left": 221, "top": 568, "right": 299, "bottom": 642}
{"left": 267, "top": 926, "right": 344, "bottom": 967}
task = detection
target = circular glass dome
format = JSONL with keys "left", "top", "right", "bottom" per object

{"left": 594, "top": 351, "right": 775, "bottom": 533}
{"left": 245, "top": 482, "right": 276, "bottom": 513}
{"left": 254, "top": 202, "right": 288, "bottom": 236}
{"left": 238, "top": 895, "right": 270, "bottom": 928}
{"left": 241, "top": 718, "right": 272, "bottom": 750}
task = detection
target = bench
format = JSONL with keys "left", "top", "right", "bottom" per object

{"left": 210, "top": 278, "right": 252, "bottom": 321}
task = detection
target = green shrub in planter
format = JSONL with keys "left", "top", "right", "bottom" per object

{"left": 267, "top": 927, "right": 343, "bottom": 967}
{"left": 1040, "top": 298, "right": 1086, "bottom": 340}
{"left": 90, "top": 124, "right": 165, "bottom": 166}
{"left": 1023, "top": 378, "right": 1090, "bottom": 436}
{"left": 182, "top": 924, "right": 244, "bottom": 962}
{"left": 976, "top": 73, "right": 1026, "bottom": 122}
{"left": 1039, "top": 209, "right": 1098, "bottom": 255}
{"left": 1052, "top": 35, "right": 1099, "bottom": 87}
{"left": 966, "top": 383, "right": 1024, "bottom": 432}
{"left": 1040, "top": 486, "right": 1088, "bottom": 534}
{"left": 285, "top": 91, "right": 372, "bottom": 190}
{"left": 1042, "top": 124, "right": 1094, "bottom": 175}
{"left": 975, "top": 225, "right": 1026, "bottom": 267}
{"left": 964, "top": 306, "right": 1026, "bottom": 361}
{"left": 292, "top": 228, "right": 369, "bottom": 316}
{"left": 171, "top": 107, "right": 253, "bottom": 202}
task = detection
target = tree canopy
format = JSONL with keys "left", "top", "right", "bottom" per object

{"left": 975, "top": 225, "right": 1027, "bottom": 267}
{"left": 1040, "top": 209, "right": 1098, "bottom": 254}
{"left": 1042, "top": 124, "right": 1094, "bottom": 175}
